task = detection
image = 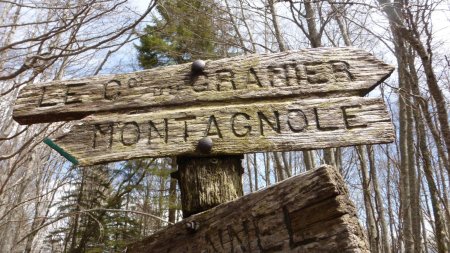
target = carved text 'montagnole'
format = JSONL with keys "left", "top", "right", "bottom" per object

{"left": 91, "top": 105, "right": 366, "bottom": 150}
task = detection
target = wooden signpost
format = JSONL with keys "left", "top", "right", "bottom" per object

{"left": 13, "top": 47, "right": 393, "bottom": 124}
{"left": 51, "top": 96, "right": 393, "bottom": 166}
{"left": 12, "top": 47, "right": 395, "bottom": 252}
{"left": 13, "top": 48, "right": 394, "bottom": 166}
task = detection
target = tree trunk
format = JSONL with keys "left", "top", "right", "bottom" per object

{"left": 378, "top": 0, "right": 450, "bottom": 193}
{"left": 264, "top": 152, "right": 271, "bottom": 186}
{"left": 367, "top": 145, "right": 391, "bottom": 253}
{"left": 406, "top": 75, "right": 421, "bottom": 252}
{"left": 357, "top": 146, "right": 379, "bottom": 253}
{"left": 273, "top": 152, "right": 285, "bottom": 182}
{"left": 385, "top": 149, "right": 397, "bottom": 253}
{"left": 388, "top": 24, "right": 414, "bottom": 252}
{"left": 267, "top": 0, "right": 286, "bottom": 52}
{"left": 323, "top": 148, "right": 336, "bottom": 167}
{"left": 246, "top": 154, "right": 253, "bottom": 192}
{"left": 414, "top": 98, "right": 449, "bottom": 253}
{"left": 224, "top": 0, "right": 248, "bottom": 54}
{"left": 282, "top": 152, "right": 292, "bottom": 178}
{"left": 303, "top": 150, "right": 315, "bottom": 171}
{"left": 238, "top": 0, "right": 257, "bottom": 52}
{"left": 168, "top": 157, "right": 178, "bottom": 224}
{"left": 253, "top": 153, "right": 258, "bottom": 190}
{"left": 304, "top": 0, "right": 322, "bottom": 47}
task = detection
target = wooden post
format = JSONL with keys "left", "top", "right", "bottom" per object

{"left": 173, "top": 155, "right": 244, "bottom": 218}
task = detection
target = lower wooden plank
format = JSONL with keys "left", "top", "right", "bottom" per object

{"left": 126, "top": 165, "right": 369, "bottom": 253}
{"left": 53, "top": 96, "right": 394, "bottom": 166}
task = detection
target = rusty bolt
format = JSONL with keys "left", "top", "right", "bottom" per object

{"left": 191, "top": 59, "right": 205, "bottom": 74}
{"left": 197, "top": 137, "right": 213, "bottom": 154}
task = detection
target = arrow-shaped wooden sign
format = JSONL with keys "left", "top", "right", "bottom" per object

{"left": 52, "top": 96, "right": 393, "bottom": 166}
{"left": 13, "top": 47, "right": 395, "bottom": 166}
{"left": 13, "top": 48, "right": 393, "bottom": 124}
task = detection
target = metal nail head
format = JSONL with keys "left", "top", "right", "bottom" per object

{"left": 186, "top": 221, "right": 200, "bottom": 233}
{"left": 197, "top": 137, "right": 213, "bottom": 154}
{"left": 191, "top": 59, "right": 205, "bottom": 74}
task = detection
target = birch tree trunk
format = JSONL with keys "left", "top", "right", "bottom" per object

{"left": 267, "top": 0, "right": 286, "bottom": 52}
{"left": 367, "top": 145, "right": 391, "bottom": 253}
{"left": 413, "top": 91, "right": 449, "bottom": 253}
{"left": 357, "top": 146, "right": 379, "bottom": 253}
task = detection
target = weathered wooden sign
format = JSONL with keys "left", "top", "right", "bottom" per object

{"left": 13, "top": 47, "right": 395, "bottom": 166}
{"left": 13, "top": 47, "right": 393, "bottom": 124}
{"left": 13, "top": 48, "right": 390, "bottom": 251}
{"left": 126, "top": 165, "right": 369, "bottom": 253}
{"left": 52, "top": 96, "right": 394, "bottom": 166}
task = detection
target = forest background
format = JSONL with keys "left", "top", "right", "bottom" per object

{"left": 0, "top": 0, "right": 449, "bottom": 252}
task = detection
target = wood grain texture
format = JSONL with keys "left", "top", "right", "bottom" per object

{"left": 126, "top": 165, "right": 369, "bottom": 253}
{"left": 176, "top": 155, "right": 244, "bottom": 218}
{"left": 52, "top": 96, "right": 394, "bottom": 166}
{"left": 13, "top": 47, "right": 394, "bottom": 124}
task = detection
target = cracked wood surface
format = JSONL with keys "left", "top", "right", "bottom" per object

{"left": 126, "top": 165, "right": 369, "bottom": 253}
{"left": 13, "top": 47, "right": 393, "bottom": 124}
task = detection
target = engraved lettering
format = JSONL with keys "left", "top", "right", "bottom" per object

{"left": 247, "top": 67, "right": 263, "bottom": 88}
{"left": 268, "top": 66, "right": 286, "bottom": 87}
{"left": 64, "top": 83, "right": 85, "bottom": 104}
{"left": 204, "top": 234, "right": 219, "bottom": 252}
{"left": 92, "top": 123, "right": 113, "bottom": 149}
{"left": 295, "top": 64, "right": 308, "bottom": 86}
{"left": 283, "top": 206, "right": 296, "bottom": 249}
{"left": 242, "top": 220, "right": 252, "bottom": 251}
{"left": 175, "top": 116, "right": 196, "bottom": 141}
{"left": 128, "top": 77, "right": 138, "bottom": 88}
{"left": 104, "top": 80, "right": 121, "bottom": 100}
{"left": 216, "top": 69, "right": 236, "bottom": 91}
{"left": 227, "top": 224, "right": 247, "bottom": 252}
{"left": 306, "top": 63, "right": 333, "bottom": 84}
{"left": 231, "top": 113, "right": 251, "bottom": 137}
{"left": 90, "top": 103, "right": 364, "bottom": 153}
{"left": 258, "top": 111, "right": 281, "bottom": 136}
{"left": 341, "top": 105, "right": 367, "bottom": 129}
{"left": 192, "top": 74, "right": 210, "bottom": 92}
{"left": 285, "top": 64, "right": 298, "bottom": 86}
{"left": 39, "top": 86, "right": 59, "bottom": 107}
{"left": 205, "top": 115, "right": 222, "bottom": 138}
{"left": 332, "top": 61, "right": 353, "bottom": 82}
{"left": 148, "top": 119, "right": 168, "bottom": 144}
{"left": 120, "top": 122, "right": 140, "bottom": 146}
{"left": 254, "top": 213, "right": 285, "bottom": 252}
{"left": 186, "top": 60, "right": 354, "bottom": 94}
{"left": 314, "top": 108, "right": 339, "bottom": 131}
{"left": 218, "top": 228, "right": 225, "bottom": 248}
{"left": 287, "top": 109, "right": 308, "bottom": 132}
